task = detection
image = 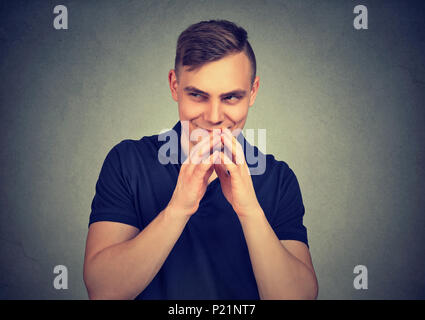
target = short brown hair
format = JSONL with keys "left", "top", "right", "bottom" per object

{"left": 174, "top": 20, "right": 257, "bottom": 85}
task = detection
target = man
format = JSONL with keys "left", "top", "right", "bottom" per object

{"left": 83, "top": 20, "right": 318, "bottom": 300}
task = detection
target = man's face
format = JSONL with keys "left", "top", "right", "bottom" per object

{"left": 168, "top": 51, "right": 260, "bottom": 153}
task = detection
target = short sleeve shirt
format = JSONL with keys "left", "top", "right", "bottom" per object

{"left": 89, "top": 121, "right": 309, "bottom": 299}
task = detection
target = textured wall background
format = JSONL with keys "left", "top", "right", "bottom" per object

{"left": 1, "top": 0, "right": 424, "bottom": 299}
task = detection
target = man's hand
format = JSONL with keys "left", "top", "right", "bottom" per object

{"left": 168, "top": 132, "right": 221, "bottom": 217}
{"left": 214, "top": 128, "right": 262, "bottom": 218}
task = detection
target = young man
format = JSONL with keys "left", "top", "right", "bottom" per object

{"left": 83, "top": 20, "right": 318, "bottom": 300}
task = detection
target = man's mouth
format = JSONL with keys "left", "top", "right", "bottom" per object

{"left": 195, "top": 125, "right": 232, "bottom": 132}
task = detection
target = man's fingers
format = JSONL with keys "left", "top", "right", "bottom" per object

{"left": 182, "top": 127, "right": 243, "bottom": 178}
{"left": 189, "top": 133, "right": 211, "bottom": 156}
{"left": 214, "top": 162, "right": 230, "bottom": 180}
{"left": 190, "top": 129, "right": 221, "bottom": 155}
{"left": 221, "top": 130, "right": 245, "bottom": 165}
{"left": 203, "top": 163, "right": 215, "bottom": 184}
{"left": 217, "top": 150, "right": 237, "bottom": 174}
{"left": 192, "top": 150, "right": 219, "bottom": 175}
{"left": 190, "top": 134, "right": 222, "bottom": 165}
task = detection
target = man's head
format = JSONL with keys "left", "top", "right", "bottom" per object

{"left": 168, "top": 20, "right": 260, "bottom": 153}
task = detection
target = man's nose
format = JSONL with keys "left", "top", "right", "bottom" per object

{"left": 204, "top": 100, "right": 224, "bottom": 124}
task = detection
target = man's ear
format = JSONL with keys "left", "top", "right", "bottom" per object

{"left": 248, "top": 76, "right": 260, "bottom": 107}
{"left": 168, "top": 69, "right": 179, "bottom": 102}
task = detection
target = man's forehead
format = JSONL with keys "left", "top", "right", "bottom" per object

{"left": 179, "top": 52, "right": 252, "bottom": 91}
{"left": 183, "top": 85, "right": 247, "bottom": 97}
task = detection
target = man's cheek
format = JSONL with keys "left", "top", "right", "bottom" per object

{"left": 227, "top": 112, "right": 248, "bottom": 125}
{"left": 180, "top": 101, "right": 203, "bottom": 118}
{"left": 229, "top": 103, "right": 249, "bottom": 118}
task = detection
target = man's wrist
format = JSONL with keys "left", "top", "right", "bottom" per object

{"left": 164, "top": 203, "right": 193, "bottom": 224}
{"left": 236, "top": 204, "right": 265, "bottom": 225}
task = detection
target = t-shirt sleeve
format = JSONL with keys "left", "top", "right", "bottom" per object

{"left": 271, "top": 165, "right": 309, "bottom": 248}
{"left": 88, "top": 144, "right": 139, "bottom": 229}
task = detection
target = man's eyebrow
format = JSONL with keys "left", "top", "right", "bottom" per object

{"left": 183, "top": 86, "right": 247, "bottom": 98}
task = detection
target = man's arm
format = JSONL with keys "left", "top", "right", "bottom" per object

{"left": 83, "top": 206, "right": 190, "bottom": 300}
{"left": 238, "top": 207, "right": 318, "bottom": 300}
{"left": 213, "top": 129, "right": 318, "bottom": 299}
{"left": 84, "top": 133, "right": 221, "bottom": 299}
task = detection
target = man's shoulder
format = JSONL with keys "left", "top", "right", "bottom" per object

{"left": 103, "top": 133, "right": 161, "bottom": 170}
{"left": 267, "top": 154, "right": 297, "bottom": 184}
{"left": 249, "top": 145, "right": 292, "bottom": 178}
{"left": 264, "top": 153, "right": 289, "bottom": 169}
{"left": 111, "top": 133, "right": 160, "bottom": 155}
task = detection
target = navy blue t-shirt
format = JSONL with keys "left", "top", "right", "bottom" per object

{"left": 89, "top": 121, "right": 309, "bottom": 299}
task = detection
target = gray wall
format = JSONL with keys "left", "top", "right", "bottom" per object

{"left": 1, "top": 0, "right": 424, "bottom": 299}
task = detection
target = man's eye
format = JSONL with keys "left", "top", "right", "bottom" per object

{"left": 189, "top": 93, "right": 204, "bottom": 100}
{"left": 224, "top": 95, "right": 240, "bottom": 102}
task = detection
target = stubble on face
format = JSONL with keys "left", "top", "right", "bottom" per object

{"left": 174, "top": 52, "right": 256, "bottom": 156}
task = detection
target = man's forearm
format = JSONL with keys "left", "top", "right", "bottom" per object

{"left": 238, "top": 208, "right": 318, "bottom": 300}
{"left": 84, "top": 206, "right": 190, "bottom": 300}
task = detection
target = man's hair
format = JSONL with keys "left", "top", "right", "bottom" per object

{"left": 174, "top": 20, "right": 256, "bottom": 85}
